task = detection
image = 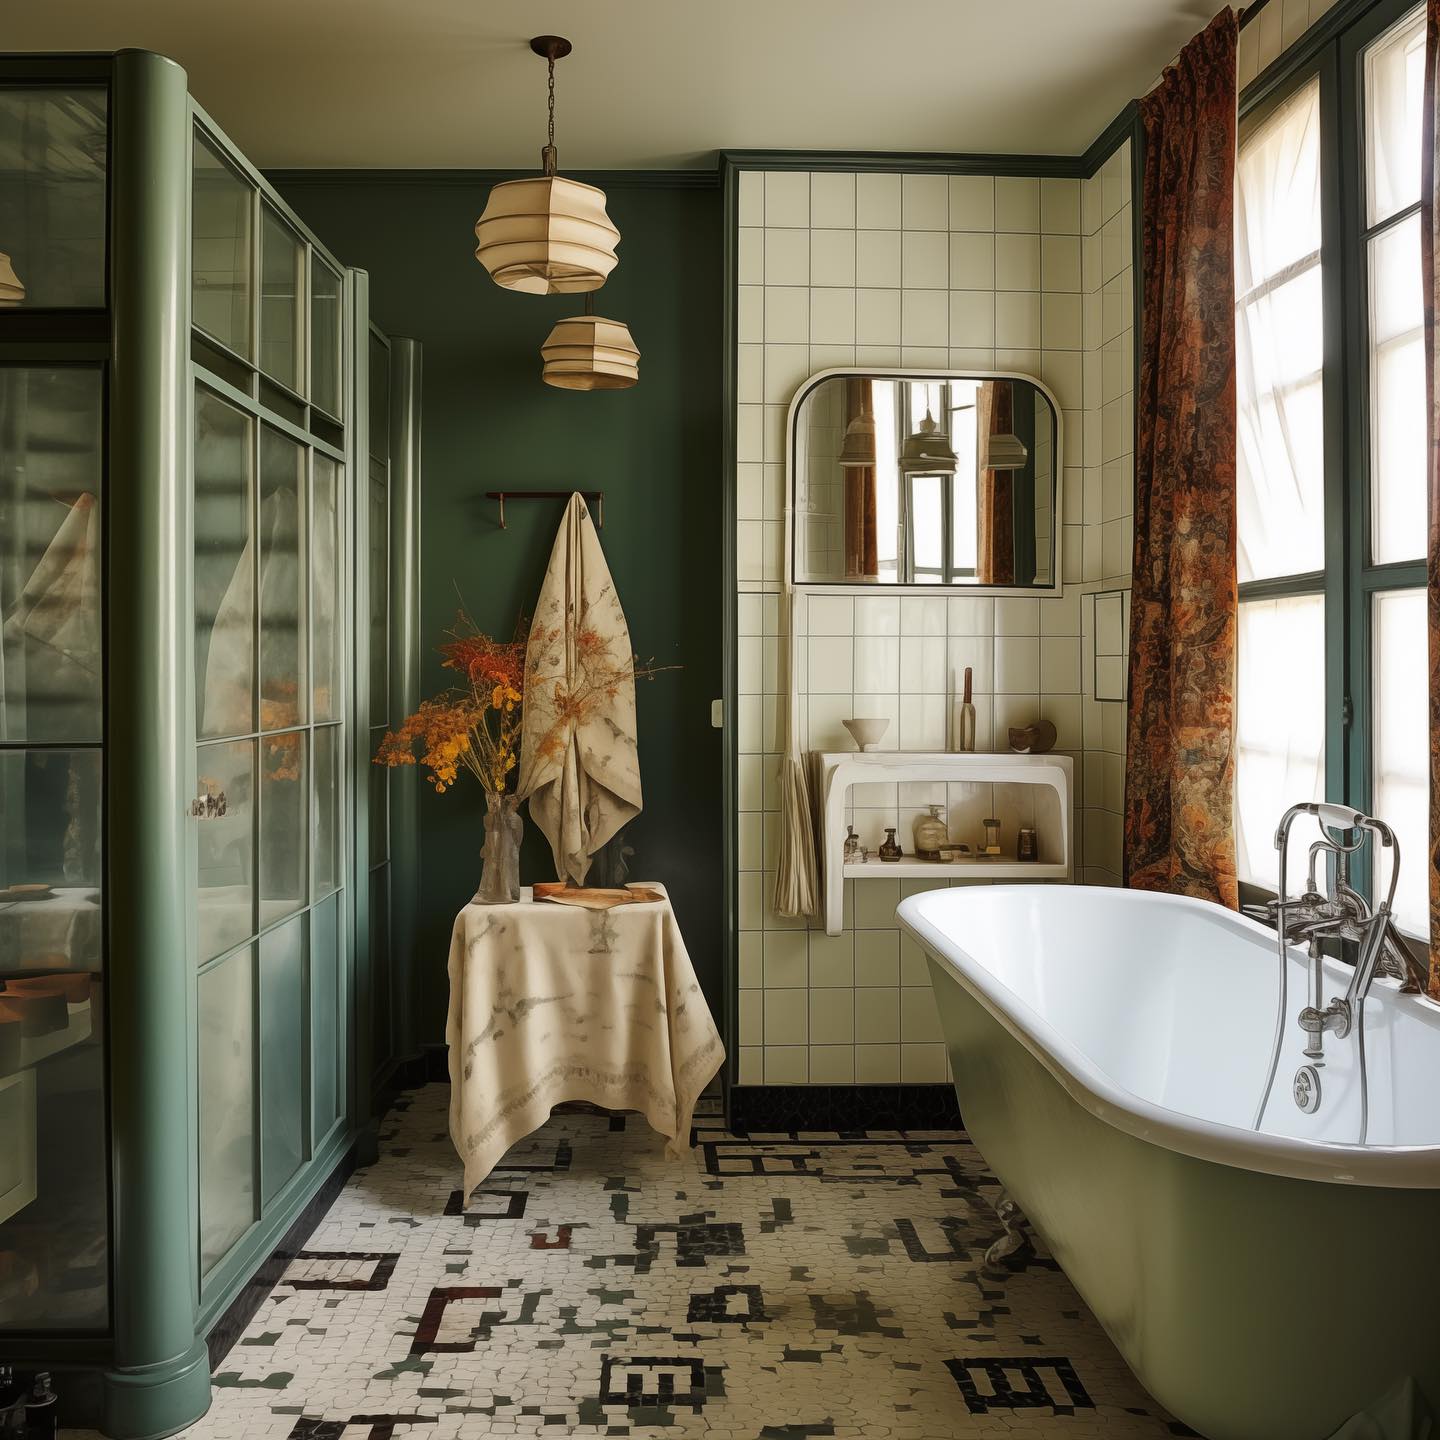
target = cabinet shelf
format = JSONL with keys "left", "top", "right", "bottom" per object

{"left": 814, "top": 749, "right": 1074, "bottom": 935}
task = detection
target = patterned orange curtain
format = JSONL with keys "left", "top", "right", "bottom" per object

{"left": 976, "top": 381, "right": 1015, "bottom": 586}
{"left": 1423, "top": 0, "right": 1440, "bottom": 994}
{"left": 1124, "top": 8, "right": 1240, "bottom": 907}
{"left": 843, "top": 377, "right": 878, "bottom": 580}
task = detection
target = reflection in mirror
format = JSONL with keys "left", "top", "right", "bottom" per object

{"left": 791, "top": 372, "right": 1060, "bottom": 589}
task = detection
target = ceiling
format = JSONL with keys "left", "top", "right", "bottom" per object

{"left": 7, "top": 1, "right": 1224, "bottom": 170}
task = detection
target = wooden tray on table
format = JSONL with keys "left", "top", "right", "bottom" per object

{"left": 532, "top": 882, "right": 664, "bottom": 911}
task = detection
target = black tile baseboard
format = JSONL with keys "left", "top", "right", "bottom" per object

{"left": 727, "top": 1084, "right": 961, "bottom": 1133}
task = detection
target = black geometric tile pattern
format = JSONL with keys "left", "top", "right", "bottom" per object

{"left": 183, "top": 1084, "right": 1186, "bottom": 1439}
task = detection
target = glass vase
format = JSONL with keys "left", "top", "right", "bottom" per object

{"left": 474, "top": 791, "right": 522, "bottom": 904}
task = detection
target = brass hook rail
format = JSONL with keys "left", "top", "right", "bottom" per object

{"left": 485, "top": 489, "right": 604, "bottom": 530}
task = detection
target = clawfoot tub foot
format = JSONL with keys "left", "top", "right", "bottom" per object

{"left": 984, "top": 1189, "right": 1032, "bottom": 1271}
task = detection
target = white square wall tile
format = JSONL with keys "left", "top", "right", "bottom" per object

{"left": 809, "top": 989, "right": 855, "bottom": 1044}
{"left": 808, "top": 635, "right": 854, "bottom": 693}
{"left": 1040, "top": 233, "right": 1082, "bottom": 292}
{"left": 808, "top": 594, "right": 854, "bottom": 635}
{"left": 765, "top": 286, "right": 809, "bottom": 343}
{"left": 995, "top": 292, "right": 1040, "bottom": 348}
{"left": 995, "top": 233, "right": 1040, "bottom": 291}
{"left": 1041, "top": 292, "right": 1084, "bottom": 350}
{"left": 811, "top": 228, "right": 856, "bottom": 287}
{"left": 948, "top": 291, "right": 995, "bottom": 348}
{"left": 855, "top": 229, "right": 901, "bottom": 287}
{"left": 995, "top": 596, "right": 1040, "bottom": 634}
{"left": 949, "top": 231, "right": 995, "bottom": 290}
{"left": 738, "top": 227, "right": 763, "bottom": 285}
{"left": 854, "top": 595, "right": 901, "bottom": 635}
{"left": 995, "top": 635, "right": 1040, "bottom": 692}
{"left": 948, "top": 173, "right": 995, "bottom": 231}
{"left": 854, "top": 986, "right": 900, "bottom": 1041}
{"left": 810, "top": 289, "right": 856, "bottom": 345}
{"left": 996, "top": 176, "right": 1040, "bottom": 232}
{"left": 854, "top": 931, "right": 899, "bottom": 987}
{"left": 764, "top": 227, "right": 809, "bottom": 285}
{"left": 902, "top": 230, "right": 948, "bottom": 288}
{"left": 738, "top": 169, "right": 765, "bottom": 225}
{"left": 1041, "top": 177, "right": 1081, "bottom": 234}
{"left": 764, "top": 1045, "right": 808, "bottom": 1084}
{"left": 810, "top": 171, "right": 856, "bottom": 228}
{"left": 901, "top": 595, "right": 947, "bottom": 634}
{"left": 809, "top": 1044, "right": 855, "bottom": 1083}
{"left": 856, "top": 172, "right": 902, "bottom": 229}
{"left": 764, "top": 170, "right": 810, "bottom": 227}
{"left": 856, "top": 1043, "right": 901, "bottom": 1083}
{"left": 1039, "top": 635, "right": 1082, "bottom": 693}
{"left": 901, "top": 290, "right": 947, "bottom": 348}
{"left": 902, "top": 173, "right": 949, "bottom": 230}
{"left": 856, "top": 288, "right": 901, "bottom": 345}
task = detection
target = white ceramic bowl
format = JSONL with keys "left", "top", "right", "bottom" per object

{"left": 842, "top": 717, "right": 890, "bottom": 752}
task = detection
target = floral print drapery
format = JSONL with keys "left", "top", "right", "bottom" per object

{"left": 1124, "top": 9, "right": 1240, "bottom": 908}
{"left": 1423, "top": 0, "right": 1440, "bottom": 994}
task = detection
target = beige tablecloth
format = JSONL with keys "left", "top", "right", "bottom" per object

{"left": 445, "top": 882, "right": 724, "bottom": 1197}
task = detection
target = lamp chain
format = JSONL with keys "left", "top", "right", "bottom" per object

{"left": 548, "top": 54, "right": 556, "bottom": 150}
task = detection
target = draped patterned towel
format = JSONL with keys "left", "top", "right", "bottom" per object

{"left": 445, "top": 883, "right": 724, "bottom": 1195}
{"left": 1124, "top": 8, "right": 1240, "bottom": 909}
{"left": 1423, "top": 0, "right": 1440, "bottom": 996}
{"left": 518, "top": 493, "right": 642, "bottom": 885}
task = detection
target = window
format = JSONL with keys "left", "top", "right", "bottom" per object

{"left": 1235, "top": 0, "right": 1430, "bottom": 936}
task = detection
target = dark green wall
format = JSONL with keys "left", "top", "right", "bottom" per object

{"left": 272, "top": 174, "right": 725, "bottom": 1042}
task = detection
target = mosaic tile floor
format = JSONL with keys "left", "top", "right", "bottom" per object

{"left": 172, "top": 1084, "right": 1192, "bottom": 1440}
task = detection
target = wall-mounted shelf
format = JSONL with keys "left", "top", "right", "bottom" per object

{"left": 815, "top": 749, "right": 1074, "bottom": 935}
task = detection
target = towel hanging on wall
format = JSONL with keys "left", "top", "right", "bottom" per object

{"left": 772, "top": 586, "right": 819, "bottom": 919}
{"left": 517, "top": 492, "right": 642, "bottom": 884}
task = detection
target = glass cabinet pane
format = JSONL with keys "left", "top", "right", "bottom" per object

{"left": 313, "top": 723, "right": 341, "bottom": 901}
{"left": 0, "top": 746, "right": 107, "bottom": 1330}
{"left": 312, "top": 454, "right": 342, "bottom": 722}
{"left": 311, "top": 259, "right": 342, "bottom": 417}
{"left": 196, "top": 387, "right": 255, "bottom": 740}
{"left": 0, "top": 367, "right": 104, "bottom": 743}
{"left": 193, "top": 130, "right": 254, "bottom": 360}
{"left": 259, "top": 916, "right": 306, "bottom": 1204}
{"left": 260, "top": 204, "right": 304, "bottom": 393}
{"left": 0, "top": 88, "right": 107, "bottom": 309}
{"left": 259, "top": 427, "right": 308, "bottom": 732}
{"left": 260, "top": 728, "right": 308, "bottom": 927}
{"left": 1372, "top": 588, "right": 1427, "bottom": 936}
{"left": 196, "top": 738, "right": 255, "bottom": 964}
{"left": 199, "top": 946, "right": 255, "bottom": 1274}
{"left": 369, "top": 460, "right": 389, "bottom": 724}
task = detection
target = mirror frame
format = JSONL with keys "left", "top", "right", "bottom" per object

{"left": 784, "top": 367, "right": 1065, "bottom": 597}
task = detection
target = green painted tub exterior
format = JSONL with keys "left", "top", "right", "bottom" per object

{"left": 926, "top": 953, "right": 1440, "bottom": 1440}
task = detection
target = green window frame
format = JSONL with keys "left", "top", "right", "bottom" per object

{"left": 1237, "top": 0, "right": 1429, "bottom": 933}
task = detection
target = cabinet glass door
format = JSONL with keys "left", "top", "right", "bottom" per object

{"left": 0, "top": 365, "right": 109, "bottom": 1331}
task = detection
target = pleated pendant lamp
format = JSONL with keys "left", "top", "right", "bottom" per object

{"left": 541, "top": 294, "right": 639, "bottom": 390}
{"left": 474, "top": 37, "right": 620, "bottom": 295}
{"left": 0, "top": 253, "right": 25, "bottom": 307}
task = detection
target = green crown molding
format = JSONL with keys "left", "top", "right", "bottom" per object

{"left": 264, "top": 166, "right": 720, "bottom": 190}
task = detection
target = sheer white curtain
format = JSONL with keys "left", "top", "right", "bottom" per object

{"left": 1234, "top": 77, "right": 1327, "bottom": 891}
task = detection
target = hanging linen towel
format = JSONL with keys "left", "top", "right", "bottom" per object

{"left": 772, "top": 586, "right": 819, "bottom": 918}
{"left": 518, "top": 493, "right": 642, "bottom": 885}
{"left": 1, "top": 492, "right": 101, "bottom": 729}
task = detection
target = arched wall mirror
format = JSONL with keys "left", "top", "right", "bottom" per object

{"left": 787, "top": 369, "right": 1063, "bottom": 594}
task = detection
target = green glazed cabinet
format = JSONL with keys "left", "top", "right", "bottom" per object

{"left": 0, "top": 49, "right": 419, "bottom": 1437}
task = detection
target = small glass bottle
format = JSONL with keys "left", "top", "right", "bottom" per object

{"left": 980, "top": 817, "right": 1002, "bottom": 856}
{"left": 843, "top": 825, "right": 861, "bottom": 863}
{"left": 879, "top": 827, "right": 903, "bottom": 862}
{"left": 912, "top": 803, "right": 948, "bottom": 862}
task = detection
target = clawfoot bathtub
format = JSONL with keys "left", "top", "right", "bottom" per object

{"left": 897, "top": 883, "right": 1440, "bottom": 1440}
